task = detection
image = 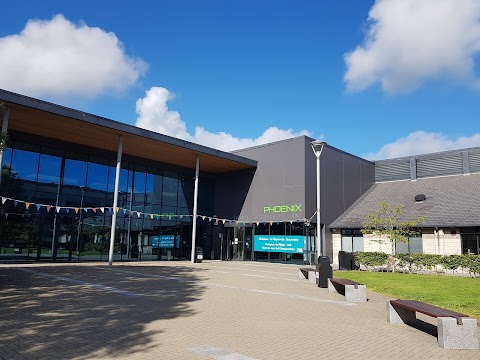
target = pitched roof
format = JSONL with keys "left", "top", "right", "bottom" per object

{"left": 329, "top": 173, "right": 480, "bottom": 229}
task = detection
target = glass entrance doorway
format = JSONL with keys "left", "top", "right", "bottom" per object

{"left": 223, "top": 226, "right": 253, "bottom": 260}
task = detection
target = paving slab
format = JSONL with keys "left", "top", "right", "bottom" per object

{"left": 0, "top": 261, "right": 478, "bottom": 359}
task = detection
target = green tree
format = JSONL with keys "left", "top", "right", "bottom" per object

{"left": 361, "top": 201, "right": 425, "bottom": 271}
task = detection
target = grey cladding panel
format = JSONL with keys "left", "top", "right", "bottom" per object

{"left": 375, "top": 161, "right": 410, "bottom": 181}
{"left": 417, "top": 154, "right": 463, "bottom": 178}
{"left": 469, "top": 152, "right": 480, "bottom": 173}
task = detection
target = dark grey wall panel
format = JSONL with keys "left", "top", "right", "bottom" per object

{"left": 233, "top": 137, "right": 307, "bottom": 222}
{"left": 214, "top": 168, "right": 256, "bottom": 219}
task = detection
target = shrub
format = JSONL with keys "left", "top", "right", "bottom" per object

{"left": 353, "top": 251, "right": 388, "bottom": 270}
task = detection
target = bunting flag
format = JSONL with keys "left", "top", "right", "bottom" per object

{"left": 0, "top": 195, "right": 314, "bottom": 226}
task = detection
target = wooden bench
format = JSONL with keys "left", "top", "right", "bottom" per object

{"left": 387, "top": 299, "right": 479, "bottom": 349}
{"left": 298, "top": 267, "right": 316, "bottom": 284}
{"left": 328, "top": 278, "right": 366, "bottom": 302}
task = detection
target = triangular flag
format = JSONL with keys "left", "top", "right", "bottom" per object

{"left": 14, "top": 200, "right": 18, "bottom": 207}
{"left": 256, "top": 222, "right": 259, "bottom": 226}
{"left": 25, "top": 202, "right": 30, "bottom": 209}
{"left": 36, "top": 204, "right": 41, "bottom": 211}
{"left": 202, "top": 216, "right": 206, "bottom": 220}
{"left": 235, "top": 220, "right": 238, "bottom": 224}
{"left": 270, "top": 222, "right": 273, "bottom": 225}
{"left": 46, "top": 205, "right": 51, "bottom": 212}
{"left": 1, "top": 197, "right": 6, "bottom": 204}
{"left": 83, "top": 208, "right": 88, "bottom": 212}
{"left": 136, "top": 211, "right": 140, "bottom": 217}
{"left": 180, "top": 215, "right": 184, "bottom": 219}
{"left": 66, "top": 208, "right": 70, "bottom": 213}
{"left": 123, "top": 209, "right": 127, "bottom": 215}
{"left": 92, "top": 208, "right": 97, "bottom": 213}
{"left": 208, "top": 217, "right": 212, "bottom": 222}
{"left": 129, "top": 210, "right": 134, "bottom": 216}
{"left": 75, "top": 208, "right": 79, "bottom": 214}
{"left": 100, "top": 207, "right": 105, "bottom": 213}
{"left": 56, "top": 206, "right": 61, "bottom": 213}
{"left": 5, "top": 213, "right": 9, "bottom": 218}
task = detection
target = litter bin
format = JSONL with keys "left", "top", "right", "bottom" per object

{"left": 317, "top": 256, "right": 332, "bottom": 288}
{"left": 195, "top": 246, "right": 203, "bottom": 263}
{"left": 338, "top": 251, "right": 357, "bottom": 270}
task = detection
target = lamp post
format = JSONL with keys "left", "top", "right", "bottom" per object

{"left": 76, "top": 185, "right": 85, "bottom": 260}
{"left": 310, "top": 140, "right": 326, "bottom": 262}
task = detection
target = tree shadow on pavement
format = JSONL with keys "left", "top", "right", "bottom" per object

{"left": 0, "top": 264, "right": 207, "bottom": 359}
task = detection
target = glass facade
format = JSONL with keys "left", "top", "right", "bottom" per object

{"left": 0, "top": 139, "right": 215, "bottom": 262}
{"left": 231, "top": 221, "right": 316, "bottom": 264}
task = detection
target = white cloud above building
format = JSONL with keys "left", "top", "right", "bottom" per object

{"left": 135, "top": 87, "right": 313, "bottom": 151}
{"left": 0, "top": 14, "right": 147, "bottom": 99}
{"left": 344, "top": 0, "right": 480, "bottom": 93}
{"left": 364, "top": 131, "right": 480, "bottom": 160}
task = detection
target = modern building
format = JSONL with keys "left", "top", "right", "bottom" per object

{"left": 330, "top": 148, "right": 480, "bottom": 264}
{"left": 0, "top": 89, "right": 478, "bottom": 264}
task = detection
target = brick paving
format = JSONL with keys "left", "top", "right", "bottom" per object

{"left": 0, "top": 261, "right": 478, "bottom": 360}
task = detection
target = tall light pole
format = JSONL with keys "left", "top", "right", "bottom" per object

{"left": 310, "top": 140, "right": 326, "bottom": 262}
{"left": 76, "top": 185, "right": 85, "bottom": 260}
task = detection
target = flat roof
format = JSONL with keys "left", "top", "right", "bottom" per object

{"left": 0, "top": 89, "right": 257, "bottom": 173}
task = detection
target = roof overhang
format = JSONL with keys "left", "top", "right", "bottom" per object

{"left": 0, "top": 90, "right": 257, "bottom": 173}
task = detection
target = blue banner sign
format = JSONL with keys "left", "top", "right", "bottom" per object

{"left": 254, "top": 235, "right": 304, "bottom": 253}
{"left": 151, "top": 235, "right": 178, "bottom": 248}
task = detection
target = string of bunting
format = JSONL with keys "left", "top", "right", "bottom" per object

{"left": 0, "top": 195, "right": 311, "bottom": 226}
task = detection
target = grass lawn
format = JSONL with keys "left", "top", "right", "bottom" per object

{"left": 334, "top": 270, "right": 480, "bottom": 320}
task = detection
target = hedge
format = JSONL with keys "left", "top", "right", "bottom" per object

{"left": 353, "top": 252, "right": 480, "bottom": 277}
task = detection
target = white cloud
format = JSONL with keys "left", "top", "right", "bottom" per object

{"left": 364, "top": 131, "right": 480, "bottom": 160}
{"left": 135, "top": 87, "right": 313, "bottom": 151}
{"left": 344, "top": 0, "right": 480, "bottom": 93}
{"left": 0, "top": 14, "right": 147, "bottom": 99}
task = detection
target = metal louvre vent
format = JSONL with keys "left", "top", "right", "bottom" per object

{"left": 469, "top": 152, "right": 480, "bottom": 173}
{"left": 375, "top": 161, "right": 410, "bottom": 182}
{"left": 417, "top": 154, "right": 463, "bottom": 178}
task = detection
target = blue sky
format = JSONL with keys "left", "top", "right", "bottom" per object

{"left": 1, "top": 0, "right": 480, "bottom": 159}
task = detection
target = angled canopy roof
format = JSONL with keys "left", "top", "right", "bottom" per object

{"left": 0, "top": 89, "right": 257, "bottom": 174}
{"left": 330, "top": 173, "right": 480, "bottom": 229}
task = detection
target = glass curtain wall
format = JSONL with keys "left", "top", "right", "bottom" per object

{"left": 0, "top": 139, "right": 215, "bottom": 262}
{"left": 252, "top": 222, "right": 310, "bottom": 264}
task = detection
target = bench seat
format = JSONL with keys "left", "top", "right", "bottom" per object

{"left": 328, "top": 277, "right": 366, "bottom": 302}
{"left": 298, "top": 267, "right": 317, "bottom": 284}
{"left": 387, "top": 299, "right": 479, "bottom": 349}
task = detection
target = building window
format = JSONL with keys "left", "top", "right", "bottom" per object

{"left": 341, "top": 229, "right": 364, "bottom": 252}
{"left": 461, "top": 234, "right": 480, "bottom": 255}
{"left": 395, "top": 236, "right": 423, "bottom": 254}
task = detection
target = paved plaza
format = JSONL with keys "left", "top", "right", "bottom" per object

{"left": 0, "top": 261, "right": 479, "bottom": 360}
